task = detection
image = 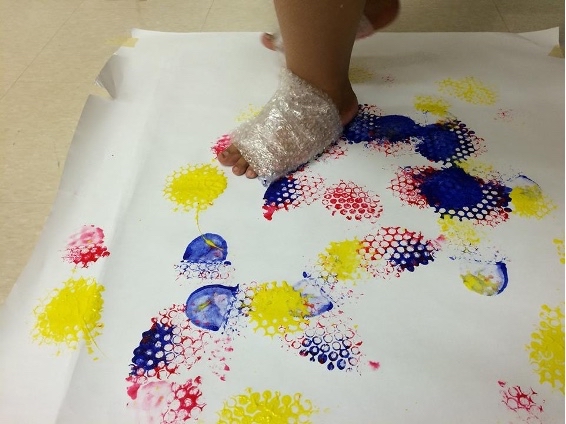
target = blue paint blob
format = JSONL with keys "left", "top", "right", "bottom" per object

{"left": 130, "top": 323, "right": 175, "bottom": 375}
{"left": 343, "top": 112, "right": 419, "bottom": 144}
{"left": 185, "top": 284, "right": 238, "bottom": 331}
{"left": 494, "top": 262, "right": 509, "bottom": 294}
{"left": 182, "top": 233, "right": 229, "bottom": 264}
{"left": 263, "top": 176, "right": 301, "bottom": 206}
{"left": 419, "top": 167, "right": 485, "bottom": 211}
{"left": 415, "top": 124, "right": 461, "bottom": 162}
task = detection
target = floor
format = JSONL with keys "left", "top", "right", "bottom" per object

{"left": 0, "top": 0, "right": 564, "bottom": 304}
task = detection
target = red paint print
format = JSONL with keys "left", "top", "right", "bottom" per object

{"left": 321, "top": 181, "right": 383, "bottom": 223}
{"left": 499, "top": 382, "right": 545, "bottom": 423}
{"left": 369, "top": 361, "right": 381, "bottom": 370}
{"left": 389, "top": 166, "right": 436, "bottom": 209}
{"left": 63, "top": 225, "right": 110, "bottom": 268}
{"left": 164, "top": 377, "right": 205, "bottom": 423}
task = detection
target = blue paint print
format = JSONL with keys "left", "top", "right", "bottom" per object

{"left": 493, "top": 262, "right": 509, "bottom": 294}
{"left": 294, "top": 278, "right": 333, "bottom": 317}
{"left": 342, "top": 108, "right": 419, "bottom": 144}
{"left": 299, "top": 333, "right": 355, "bottom": 371}
{"left": 263, "top": 176, "right": 301, "bottom": 205}
{"left": 185, "top": 284, "right": 238, "bottom": 331}
{"left": 415, "top": 121, "right": 479, "bottom": 163}
{"left": 387, "top": 240, "right": 435, "bottom": 272}
{"left": 183, "top": 233, "right": 229, "bottom": 264}
{"left": 130, "top": 323, "right": 176, "bottom": 375}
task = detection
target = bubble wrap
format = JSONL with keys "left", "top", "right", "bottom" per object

{"left": 231, "top": 68, "right": 342, "bottom": 186}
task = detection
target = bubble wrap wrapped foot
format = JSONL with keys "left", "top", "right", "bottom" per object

{"left": 230, "top": 68, "right": 342, "bottom": 185}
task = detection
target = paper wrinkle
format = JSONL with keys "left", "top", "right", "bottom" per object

{"left": 95, "top": 55, "right": 125, "bottom": 99}
{"left": 231, "top": 68, "right": 342, "bottom": 185}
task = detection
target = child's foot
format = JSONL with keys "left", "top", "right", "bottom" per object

{"left": 260, "top": 0, "right": 400, "bottom": 51}
{"left": 217, "top": 69, "right": 359, "bottom": 183}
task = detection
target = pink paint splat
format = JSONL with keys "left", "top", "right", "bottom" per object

{"left": 499, "top": 382, "right": 545, "bottom": 423}
{"left": 211, "top": 134, "right": 231, "bottom": 156}
{"left": 321, "top": 181, "right": 383, "bottom": 223}
{"left": 368, "top": 361, "right": 380, "bottom": 370}
{"left": 63, "top": 225, "right": 110, "bottom": 268}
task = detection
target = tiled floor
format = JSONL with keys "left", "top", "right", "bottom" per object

{"left": 0, "top": 0, "right": 564, "bottom": 303}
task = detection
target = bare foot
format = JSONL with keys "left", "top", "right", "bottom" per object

{"left": 261, "top": 0, "right": 400, "bottom": 51}
{"left": 217, "top": 85, "right": 359, "bottom": 180}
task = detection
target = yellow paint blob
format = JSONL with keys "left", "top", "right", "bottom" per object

{"left": 318, "top": 239, "right": 364, "bottom": 281}
{"left": 438, "top": 215, "right": 484, "bottom": 252}
{"left": 349, "top": 66, "right": 374, "bottom": 84}
{"left": 32, "top": 276, "right": 105, "bottom": 355}
{"left": 217, "top": 388, "right": 317, "bottom": 424}
{"left": 553, "top": 239, "right": 565, "bottom": 264}
{"left": 526, "top": 304, "right": 565, "bottom": 394}
{"left": 461, "top": 272, "right": 501, "bottom": 296}
{"left": 163, "top": 163, "right": 227, "bottom": 213}
{"left": 456, "top": 160, "right": 498, "bottom": 181}
{"left": 248, "top": 281, "right": 309, "bottom": 336}
{"left": 414, "top": 95, "right": 451, "bottom": 116}
{"left": 437, "top": 76, "right": 497, "bottom": 105}
{"left": 510, "top": 185, "right": 556, "bottom": 219}
{"left": 235, "top": 104, "right": 261, "bottom": 123}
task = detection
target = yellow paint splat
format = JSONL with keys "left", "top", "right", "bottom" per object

{"left": 438, "top": 216, "right": 484, "bottom": 252}
{"left": 32, "top": 276, "right": 105, "bottom": 356}
{"left": 438, "top": 76, "right": 497, "bottom": 105}
{"left": 414, "top": 95, "right": 451, "bottom": 116}
{"left": 318, "top": 239, "right": 364, "bottom": 281}
{"left": 163, "top": 163, "right": 227, "bottom": 213}
{"left": 248, "top": 281, "right": 309, "bottom": 336}
{"left": 526, "top": 304, "right": 565, "bottom": 394}
{"left": 553, "top": 239, "right": 565, "bottom": 264}
{"left": 510, "top": 185, "right": 556, "bottom": 219}
{"left": 456, "top": 160, "right": 498, "bottom": 180}
{"left": 461, "top": 272, "right": 501, "bottom": 296}
{"left": 235, "top": 104, "right": 261, "bottom": 123}
{"left": 349, "top": 66, "right": 374, "bottom": 84}
{"left": 217, "top": 388, "right": 317, "bottom": 424}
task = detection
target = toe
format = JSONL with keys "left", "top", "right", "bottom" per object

{"left": 217, "top": 145, "right": 241, "bottom": 166}
{"left": 260, "top": 33, "right": 277, "bottom": 51}
{"left": 232, "top": 157, "right": 250, "bottom": 176}
{"left": 245, "top": 168, "right": 258, "bottom": 179}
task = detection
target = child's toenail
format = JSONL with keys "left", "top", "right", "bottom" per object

{"left": 220, "top": 151, "right": 229, "bottom": 159}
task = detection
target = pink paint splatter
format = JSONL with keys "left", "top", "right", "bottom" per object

{"left": 321, "top": 181, "right": 383, "bottom": 223}
{"left": 368, "top": 361, "right": 380, "bottom": 370}
{"left": 211, "top": 134, "right": 231, "bottom": 157}
{"left": 499, "top": 382, "right": 545, "bottom": 423}
{"left": 63, "top": 225, "right": 110, "bottom": 268}
{"left": 494, "top": 108, "right": 515, "bottom": 122}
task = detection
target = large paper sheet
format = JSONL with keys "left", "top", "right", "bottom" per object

{"left": 0, "top": 29, "right": 563, "bottom": 423}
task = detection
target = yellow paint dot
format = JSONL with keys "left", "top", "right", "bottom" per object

{"left": 526, "top": 304, "right": 565, "bottom": 394}
{"left": 235, "top": 104, "right": 261, "bottom": 123}
{"left": 349, "top": 66, "right": 374, "bottom": 84}
{"left": 438, "top": 216, "right": 484, "bottom": 252}
{"left": 510, "top": 185, "right": 556, "bottom": 219}
{"left": 414, "top": 95, "right": 451, "bottom": 116}
{"left": 248, "top": 281, "right": 309, "bottom": 336}
{"left": 438, "top": 76, "right": 497, "bottom": 105}
{"left": 461, "top": 272, "right": 501, "bottom": 296}
{"left": 318, "top": 239, "right": 365, "bottom": 281}
{"left": 163, "top": 163, "right": 227, "bottom": 213}
{"left": 217, "top": 388, "right": 317, "bottom": 423}
{"left": 32, "top": 276, "right": 105, "bottom": 356}
{"left": 553, "top": 239, "right": 565, "bottom": 264}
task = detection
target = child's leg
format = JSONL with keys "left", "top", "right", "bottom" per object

{"left": 218, "top": 0, "right": 364, "bottom": 180}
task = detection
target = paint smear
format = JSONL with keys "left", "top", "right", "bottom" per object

{"left": 176, "top": 233, "right": 233, "bottom": 280}
{"left": 510, "top": 184, "right": 556, "bottom": 219}
{"left": 32, "top": 276, "right": 104, "bottom": 355}
{"left": 163, "top": 163, "right": 227, "bottom": 213}
{"left": 62, "top": 225, "right": 110, "bottom": 268}
{"left": 321, "top": 181, "right": 383, "bottom": 223}
{"left": 247, "top": 281, "right": 310, "bottom": 336}
{"left": 414, "top": 95, "right": 451, "bottom": 116}
{"left": 235, "top": 104, "right": 261, "bottom": 122}
{"left": 526, "top": 304, "right": 565, "bottom": 394}
{"left": 499, "top": 381, "right": 544, "bottom": 423}
{"left": 349, "top": 66, "right": 374, "bottom": 84}
{"left": 185, "top": 284, "right": 238, "bottom": 331}
{"left": 262, "top": 172, "right": 324, "bottom": 220}
{"left": 437, "top": 76, "right": 497, "bottom": 105}
{"left": 217, "top": 388, "right": 318, "bottom": 423}
{"left": 127, "top": 377, "right": 205, "bottom": 423}
{"left": 460, "top": 262, "right": 508, "bottom": 296}
{"left": 553, "top": 239, "right": 565, "bottom": 264}
{"left": 317, "top": 239, "right": 365, "bottom": 282}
